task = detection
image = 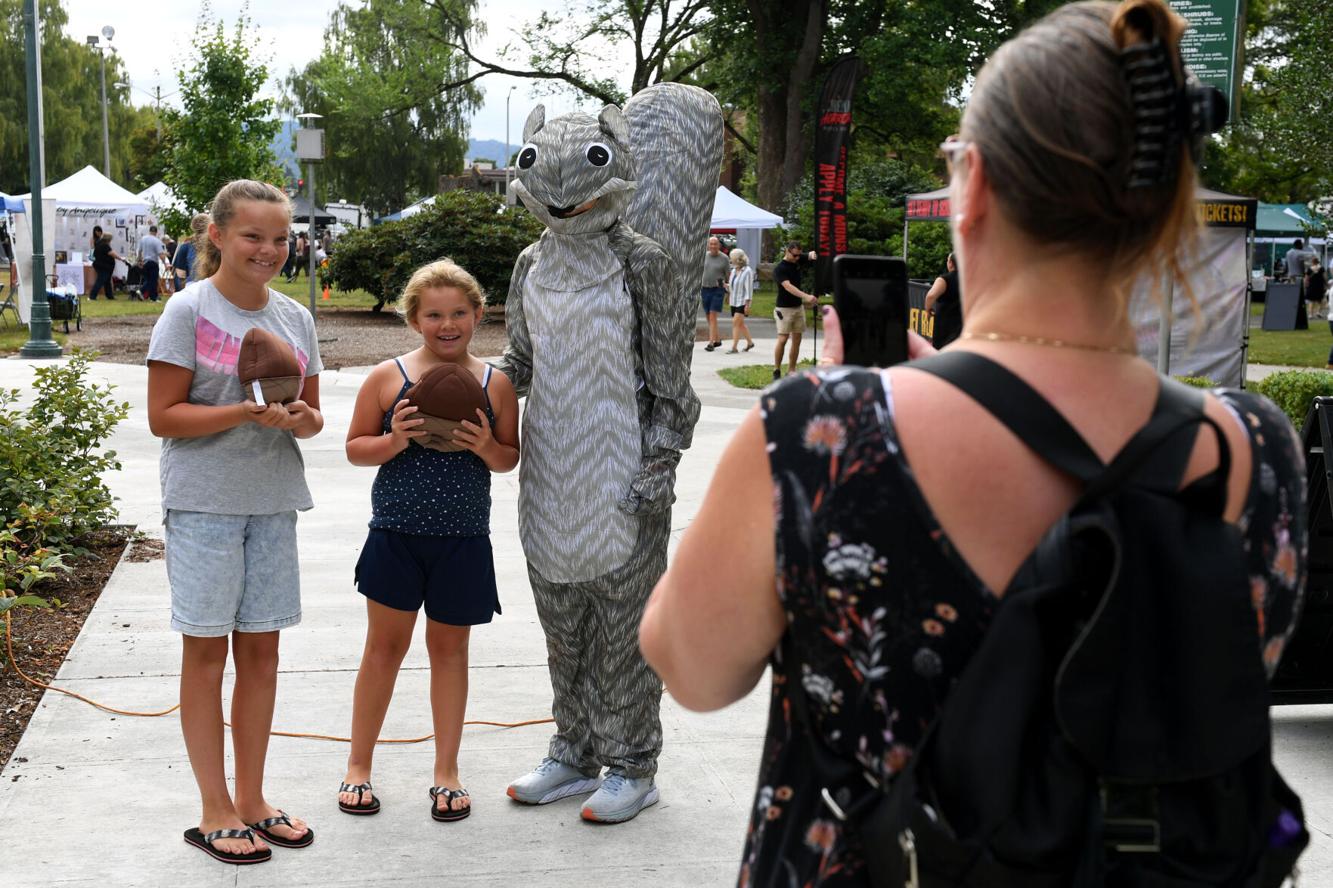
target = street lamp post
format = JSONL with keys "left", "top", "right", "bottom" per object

{"left": 21, "top": 0, "right": 60, "bottom": 358}
{"left": 296, "top": 113, "right": 325, "bottom": 314}
{"left": 86, "top": 26, "right": 114, "bottom": 179}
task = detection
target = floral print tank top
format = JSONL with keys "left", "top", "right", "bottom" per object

{"left": 739, "top": 367, "right": 1306, "bottom": 887}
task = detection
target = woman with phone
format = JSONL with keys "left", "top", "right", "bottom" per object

{"left": 640, "top": 1, "right": 1305, "bottom": 884}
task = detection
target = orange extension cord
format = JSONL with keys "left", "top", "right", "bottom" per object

{"left": 3, "top": 611, "right": 552, "bottom": 743}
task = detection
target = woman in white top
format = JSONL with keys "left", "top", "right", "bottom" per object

{"left": 726, "top": 248, "right": 756, "bottom": 353}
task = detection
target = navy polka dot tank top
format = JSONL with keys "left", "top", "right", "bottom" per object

{"left": 369, "top": 359, "right": 495, "bottom": 537}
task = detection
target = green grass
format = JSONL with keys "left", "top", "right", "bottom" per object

{"left": 71, "top": 277, "right": 382, "bottom": 317}
{"left": 80, "top": 297, "right": 165, "bottom": 319}
{"left": 1247, "top": 327, "right": 1331, "bottom": 368}
{"left": 269, "top": 277, "right": 382, "bottom": 310}
{"left": 718, "top": 358, "right": 816, "bottom": 390}
{"left": 0, "top": 327, "right": 67, "bottom": 353}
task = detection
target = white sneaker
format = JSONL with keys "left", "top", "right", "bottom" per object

{"left": 506, "top": 757, "right": 601, "bottom": 805}
{"left": 580, "top": 770, "right": 659, "bottom": 823}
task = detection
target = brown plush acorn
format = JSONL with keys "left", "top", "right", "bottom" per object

{"left": 238, "top": 328, "right": 302, "bottom": 405}
{"left": 403, "top": 363, "right": 487, "bottom": 452}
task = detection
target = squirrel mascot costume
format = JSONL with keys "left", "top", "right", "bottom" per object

{"left": 496, "top": 83, "right": 723, "bottom": 823}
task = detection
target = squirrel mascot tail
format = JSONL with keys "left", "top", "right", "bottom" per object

{"left": 624, "top": 84, "right": 725, "bottom": 358}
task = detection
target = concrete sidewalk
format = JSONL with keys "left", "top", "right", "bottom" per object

{"left": 1, "top": 350, "right": 1331, "bottom": 886}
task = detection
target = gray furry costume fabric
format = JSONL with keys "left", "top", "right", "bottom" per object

{"left": 496, "top": 84, "right": 723, "bottom": 778}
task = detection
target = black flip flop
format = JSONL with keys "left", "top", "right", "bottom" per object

{"left": 429, "top": 785, "right": 471, "bottom": 822}
{"left": 183, "top": 827, "right": 271, "bottom": 865}
{"left": 248, "top": 809, "right": 314, "bottom": 848}
{"left": 338, "top": 780, "right": 381, "bottom": 815}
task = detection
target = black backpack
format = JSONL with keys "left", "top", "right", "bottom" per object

{"left": 785, "top": 352, "right": 1308, "bottom": 888}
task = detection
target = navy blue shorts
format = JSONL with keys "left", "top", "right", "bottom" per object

{"left": 355, "top": 529, "right": 500, "bottom": 626}
{"left": 701, "top": 286, "right": 725, "bottom": 314}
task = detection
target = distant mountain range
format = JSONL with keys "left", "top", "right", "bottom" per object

{"left": 271, "top": 120, "right": 301, "bottom": 180}
{"left": 466, "top": 139, "right": 512, "bottom": 168}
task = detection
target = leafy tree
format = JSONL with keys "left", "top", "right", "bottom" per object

{"left": 160, "top": 2, "right": 282, "bottom": 230}
{"left": 0, "top": 0, "right": 150, "bottom": 192}
{"left": 283, "top": 0, "right": 481, "bottom": 216}
{"left": 1197, "top": 0, "right": 1330, "bottom": 201}
{"left": 422, "top": 0, "right": 714, "bottom": 105}
{"left": 326, "top": 190, "right": 544, "bottom": 309}
{"left": 125, "top": 120, "right": 172, "bottom": 191}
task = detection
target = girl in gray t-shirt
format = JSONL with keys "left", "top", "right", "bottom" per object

{"left": 146, "top": 180, "right": 323, "bottom": 865}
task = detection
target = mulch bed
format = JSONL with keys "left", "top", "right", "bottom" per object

{"left": 64, "top": 305, "right": 715, "bottom": 368}
{"left": 66, "top": 306, "right": 513, "bottom": 368}
{"left": 0, "top": 528, "right": 140, "bottom": 771}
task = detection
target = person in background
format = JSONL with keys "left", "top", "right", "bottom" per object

{"left": 726, "top": 248, "right": 756, "bottom": 353}
{"left": 1303, "top": 256, "right": 1326, "bottom": 320}
{"left": 640, "top": 1, "right": 1306, "bottom": 883}
{"left": 173, "top": 213, "right": 208, "bottom": 291}
{"left": 1285, "top": 237, "right": 1316, "bottom": 296}
{"left": 89, "top": 234, "right": 123, "bottom": 300}
{"left": 138, "top": 224, "right": 170, "bottom": 302}
{"left": 701, "top": 236, "right": 730, "bottom": 351}
{"left": 282, "top": 231, "right": 297, "bottom": 282}
{"left": 924, "top": 253, "right": 962, "bottom": 348}
{"left": 770, "top": 242, "right": 817, "bottom": 379}
{"left": 90, "top": 225, "right": 103, "bottom": 254}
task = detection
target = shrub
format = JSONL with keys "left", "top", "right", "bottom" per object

{"left": 0, "top": 351, "right": 129, "bottom": 589}
{"left": 327, "top": 190, "right": 544, "bottom": 309}
{"left": 1252, "top": 370, "right": 1333, "bottom": 430}
{"left": 1174, "top": 376, "right": 1218, "bottom": 388}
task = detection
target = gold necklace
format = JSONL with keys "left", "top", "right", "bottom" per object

{"left": 960, "top": 330, "right": 1136, "bottom": 355}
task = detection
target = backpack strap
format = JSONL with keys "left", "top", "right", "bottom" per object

{"left": 908, "top": 352, "right": 1106, "bottom": 483}
{"left": 907, "top": 352, "right": 1232, "bottom": 517}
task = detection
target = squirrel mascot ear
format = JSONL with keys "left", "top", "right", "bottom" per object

{"left": 523, "top": 105, "right": 546, "bottom": 142}
{"left": 598, "top": 105, "right": 629, "bottom": 144}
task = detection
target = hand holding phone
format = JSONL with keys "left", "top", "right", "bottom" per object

{"left": 832, "top": 255, "right": 910, "bottom": 368}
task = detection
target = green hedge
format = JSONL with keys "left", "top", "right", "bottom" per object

{"left": 1253, "top": 370, "right": 1333, "bottom": 431}
{"left": 326, "top": 190, "right": 544, "bottom": 310}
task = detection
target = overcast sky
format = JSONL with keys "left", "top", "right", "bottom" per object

{"left": 61, "top": 0, "right": 615, "bottom": 147}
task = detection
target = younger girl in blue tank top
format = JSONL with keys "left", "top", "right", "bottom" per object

{"left": 338, "top": 259, "right": 520, "bottom": 822}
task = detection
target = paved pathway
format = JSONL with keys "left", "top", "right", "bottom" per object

{"left": 0, "top": 346, "right": 1329, "bottom": 886}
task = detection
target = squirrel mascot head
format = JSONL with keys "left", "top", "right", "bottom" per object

{"left": 509, "top": 105, "right": 637, "bottom": 235}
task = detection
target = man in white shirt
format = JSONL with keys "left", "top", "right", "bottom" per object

{"left": 137, "top": 225, "right": 169, "bottom": 302}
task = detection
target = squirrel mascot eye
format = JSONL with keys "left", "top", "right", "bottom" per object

{"left": 586, "top": 142, "right": 612, "bottom": 167}
{"left": 518, "top": 144, "right": 539, "bottom": 169}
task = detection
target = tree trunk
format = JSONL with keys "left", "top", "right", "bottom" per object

{"left": 749, "top": 0, "right": 827, "bottom": 217}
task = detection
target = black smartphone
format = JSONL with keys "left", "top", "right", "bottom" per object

{"left": 832, "top": 254, "right": 909, "bottom": 367}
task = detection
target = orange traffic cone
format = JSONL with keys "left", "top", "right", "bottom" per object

{"left": 322, "top": 284, "right": 330, "bottom": 301}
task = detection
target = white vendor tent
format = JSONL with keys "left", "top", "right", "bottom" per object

{"left": 16, "top": 165, "right": 150, "bottom": 212}
{"left": 709, "top": 186, "right": 783, "bottom": 266}
{"left": 137, "top": 181, "right": 185, "bottom": 215}
{"left": 13, "top": 166, "right": 155, "bottom": 299}
{"left": 380, "top": 195, "right": 437, "bottom": 223}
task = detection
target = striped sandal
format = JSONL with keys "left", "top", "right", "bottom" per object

{"left": 183, "top": 827, "right": 271, "bottom": 865}
{"left": 429, "top": 785, "right": 471, "bottom": 823}
{"left": 248, "top": 810, "right": 314, "bottom": 848}
{"left": 338, "top": 780, "right": 381, "bottom": 815}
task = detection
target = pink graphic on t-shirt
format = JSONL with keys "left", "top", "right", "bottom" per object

{"left": 195, "top": 317, "right": 310, "bottom": 380}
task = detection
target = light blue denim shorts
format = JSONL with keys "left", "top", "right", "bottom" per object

{"left": 164, "top": 509, "right": 302, "bottom": 637}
